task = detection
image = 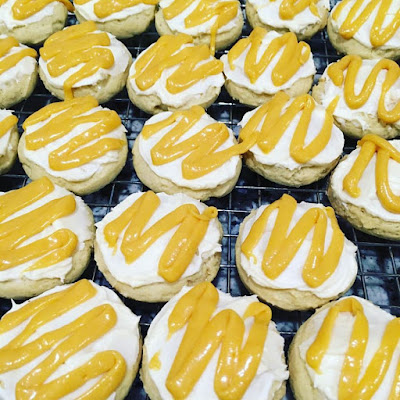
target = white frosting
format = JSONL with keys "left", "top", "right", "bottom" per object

{"left": 138, "top": 111, "right": 240, "bottom": 190}
{"left": 331, "top": 140, "right": 400, "bottom": 223}
{"left": 239, "top": 98, "right": 344, "bottom": 170}
{"left": 239, "top": 201, "right": 357, "bottom": 298}
{"left": 145, "top": 285, "right": 289, "bottom": 400}
{"left": 221, "top": 30, "right": 316, "bottom": 95}
{"left": 0, "top": 109, "right": 16, "bottom": 157}
{"left": 0, "top": 280, "right": 141, "bottom": 400}
{"left": 158, "top": 0, "right": 241, "bottom": 36}
{"left": 128, "top": 42, "right": 224, "bottom": 109}
{"left": 23, "top": 105, "right": 127, "bottom": 181}
{"left": 39, "top": 30, "right": 131, "bottom": 90}
{"left": 318, "top": 59, "right": 400, "bottom": 132}
{"left": 330, "top": 0, "right": 400, "bottom": 49}
{"left": 248, "top": 0, "right": 329, "bottom": 33}
{"left": 0, "top": 183, "right": 93, "bottom": 282}
{"left": 298, "top": 296, "right": 400, "bottom": 400}
{"left": 95, "top": 191, "right": 221, "bottom": 287}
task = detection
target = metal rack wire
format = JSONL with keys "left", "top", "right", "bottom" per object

{"left": 0, "top": 1, "right": 399, "bottom": 399}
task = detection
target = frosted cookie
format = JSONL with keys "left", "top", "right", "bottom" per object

{"left": 0, "top": 279, "right": 142, "bottom": 400}
{"left": 18, "top": 96, "right": 128, "bottom": 196}
{"left": 221, "top": 27, "right": 316, "bottom": 107}
{"left": 239, "top": 92, "right": 344, "bottom": 187}
{"left": 328, "top": 134, "right": 400, "bottom": 241}
{"left": 328, "top": 0, "right": 400, "bottom": 60}
{"left": 127, "top": 34, "right": 224, "bottom": 114}
{"left": 0, "top": 110, "right": 18, "bottom": 175}
{"left": 236, "top": 194, "right": 357, "bottom": 311}
{"left": 313, "top": 55, "right": 400, "bottom": 139}
{"left": 155, "top": 0, "right": 243, "bottom": 55}
{"left": 246, "top": 0, "right": 329, "bottom": 40}
{"left": 0, "top": 177, "right": 94, "bottom": 299}
{"left": 134, "top": 106, "right": 255, "bottom": 201}
{"left": 142, "top": 282, "right": 289, "bottom": 400}
{"left": 74, "top": 0, "right": 158, "bottom": 39}
{"left": 0, "top": 36, "right": 37, "bottom": 108}
{"left": 0, "top": 0, "right": 73, "bottom": 45}
{"left": 39, "top": 21, "right": 132, "bottom": 104}
{"left": 95, "top": 191, "right": 222, "bottom": 302}
{"left": 289, "top": 296, "right": 400, "bottom": 399}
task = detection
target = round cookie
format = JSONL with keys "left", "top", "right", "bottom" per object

{"left": 0, "top": 177, "right": 95, "bottom": 299}
{"left": 126, "top": 33, "right": 224, "bottom": 115}
{"left": 221, "top": 27, "right": 315, "bottom": 107}
{"left": 327, "top": 0, "right": 400, "bottom": 60}
{"left": 39, "top": 21, "right": 132, "bottom": 104}
{"left": 0, "top": 36, "right": 37, "bottom": 109}
{"left": 141, "top": 282, "right": 289, "bottom": 400}
{"left": 95, "top": 190, "right": 223, "bottom": 302}
{"left": 328, "top": 134, "right": 400, "bottom": 241}
{"left": 0, "top": 279, "right": 142, "bottom": 400}
{"left": 0, "top": 0, "right": 72, "bottom": 45}
{"left": 0, "top": 110, "right": 18, "bottom": 175}
{"left": 155, "top": 0, "right": 243, "bottom": 54}
{"left": 18, "top": 96, "right": 128, "bottom": 196}
{"left": 246, "top": 0, "right": 329, "bottom": 40}
{"left": 74, "top": 0, "right": 158, "bottom": 39}
{"left": 313, "top": 55, "right": 400, "bottom": 139}
{"left": 235, "top": 194, "right": 357, "bottom": 311}
{"left": 289, "top": 296, "right": 400, "bottom": 399}
{"left": 239, "top": 92, "right": 344, "bottom": 187}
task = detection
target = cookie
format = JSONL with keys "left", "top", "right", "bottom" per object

{"left": 0, "top": 177, "right": 94, "bottom": 299}
{"left": 95, "top": 191, "right": 222, "bottom": 302}
{"left": 126, "top": 33, "right": 224, "bottom": 114}
{"left": 221, "top": 27, "right": 315, "bottom": 107}
{"left": 0, "top": 109, "right": 18, "bottom": 175}
{"left": 18, "top": 96, "right": 128, "bottom": 196}
{"left": 39, "top": 21, "right": 132, "bottom": 104}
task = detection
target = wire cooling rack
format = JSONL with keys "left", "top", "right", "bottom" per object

{"left": 1, "top": 1, "right": 400, "bottom": 399}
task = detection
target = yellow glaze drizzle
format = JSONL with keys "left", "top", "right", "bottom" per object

{"left": 270, "top": 0, "right": 319, "bottom": 20}
{"left": 228, "top": 27, "right": 311, "bottom": 85}
{"left": 241, "top": 194, "right": 344, "bottom": 288}
{"left": 306, "top": 297, "right": 400, "bottom": 399}
{"left": 165, "top": 282, "right": 271, "bottom": 400}
{"left": 0, "top": 114, "right": 17, "bottom": 139}
{"left": 133, "top": 34, "right": 223, "bottom": 94}
{"left": 327, "top": 55, "right": 400, "bottom": 124}
{"left": 343, "top": 134, "right": 400, "bottom": 214}
{"left": 0, "top": 177, "right": 78, "bottom": 272}
{"left": 142, "top": 105, "right": 256, "bottom": 179}
{"left": 74, "top": 0, "right": 158, "bottom": 18}
{"left": 0, "top": 36, "right": 37, "bottom": 76}
{"left": 0, "top": 279, "right": 127, "bottom": 400}
{"left": 40, "top": 21, "right": 115, "bottom": 100}
{"left": 332, "top": 0, "right": 400, "bottom": 47}
{"left": 103, "top": 191, "right": 218, "bottom": 282}
{"left": 149, "top": 351, "right": 162, "bottom": 370}
{"left": 162, "top": 0, "right": 239, "bottom": 55}
{"left": 23, "top": 96, "right": 125, "bottom": 171}
{"left": 239, "top": 92, "right": 335, "bottom": 163}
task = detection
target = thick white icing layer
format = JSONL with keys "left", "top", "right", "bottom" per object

{"left": 39, "top": 30, "right": 131, "bottom": 89}
{"left": 221, "top": 30, "right": 316, "bottom": 95}
{"left": 331, "top": 140, "right": 400, "bottom": 223}
{"left": 298, "top": 296, "right": 399, "bottom": 400}
{"left": 158, "top": 0, "right": 241, "bottom": 36}
{"left": 23, "top": 105, "right": 127, "bottom": 181}
{"left": 95, "top": 191, "right": 222, "bottom": 286}
{"left": 248, "top": 0, "right": 329, "bottom": 33}
{"left": 239, "top": 201, "right": 357, "bottom": 298}
{"left": 145, "top": 285, "right": 289, "bottom": 400}
{"left": 239, "top": 98, "right": 344, "bottom": 170}
{"left": 0, "top": 280, "right": 141, "bottom": 400}
{"left": 317, "top": 59, "right": 400, "bottom": 132}
{"left": 128, "top": 42, "right": 224, "bottom": 109}
{"left": 330, "top": 0, "right": 400, "bottom": 50}
{"left": 0, "top": 183, "right": 93, "bottom": 282}
{"left": 0, "top": 109, "right": 16, "bottom": 157}
{"left": 138, "top": 111, "right": 240, "bottom": 190}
